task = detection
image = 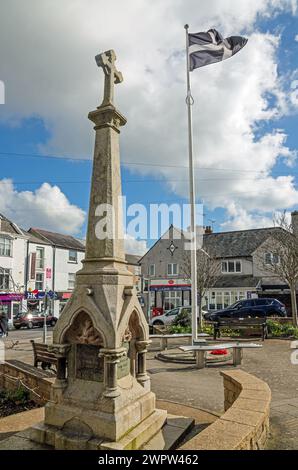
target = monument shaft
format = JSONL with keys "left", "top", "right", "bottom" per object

{"left": 30, "top": 50, "right": 166, "bottom": 450}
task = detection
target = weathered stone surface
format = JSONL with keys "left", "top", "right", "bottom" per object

{"left": 29, "top": 50, "right": 165, "bottom": 450}
{"left": 182, "top": 370, "right": 271, "bottom": 450}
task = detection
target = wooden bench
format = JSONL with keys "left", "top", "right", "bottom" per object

{"left": 213, "top": 318, "right": 268, "bottom": 341}
{"left": 30, "top": 340, "right": 57, "bottom": 370}
{"left": 180, "top": 342, "right": 262, "bottom": 369}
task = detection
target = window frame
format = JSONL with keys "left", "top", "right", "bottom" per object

{"left": 221, "top": 260, "right": 242, "bottom": 274}
{"left": 36, "top": 247, "right": 45, "bottom": 270}
{"left": 264, "top": 252, "right": 280, "bottom": 266}
{"left": 167, "top": 263, "right": 179, "bottom": 276}
{"left": 35, "top": 272, "right": 44, "bottom": 291}
{"left": 68, "top": 249, "right": 78, "bottom": 263}
{"left": 68, "top": 273, "right": 76, "bottom": 290}
{"left": 0, "top": 268, "right": 10, "bottom": 290}
{"left": 0, "top": 237, "right": 12, "bottom": 257}
{"left": 148, "top": 264, "right": 155, "bottom": 276}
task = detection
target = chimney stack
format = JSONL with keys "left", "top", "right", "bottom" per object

{"left": 291, "top": 211, "right": 298, "bottom": 234}
{"left": 205, "top": 226, "right": 213, "bottom": 234}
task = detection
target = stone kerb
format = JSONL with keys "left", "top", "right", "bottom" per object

{"left": 181, "top": 370, "right": 271, "bottom": 450}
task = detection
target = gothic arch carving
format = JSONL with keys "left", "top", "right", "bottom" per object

{"left": 119, "top": 306, "right": 147, "bottom": 346}
{"left": 62, "top": 311, "right": 104, "bottom": 347}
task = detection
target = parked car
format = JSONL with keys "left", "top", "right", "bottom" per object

{"left": 149, "top": 306, "right": 190, "bottom": 327}
{"left": 149, "top": 305, "right": 208, "bottom": 328}
{"left": 204, "top": 298, "right": 287, "bottom": 322}
{"left": 13, "top": 311, "right": 58, "bottom": 329}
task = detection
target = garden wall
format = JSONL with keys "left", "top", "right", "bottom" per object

{"left": 181, "top": 370, "right": 271, "bottom": 450}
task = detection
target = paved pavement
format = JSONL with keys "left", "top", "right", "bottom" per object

{"left": 1, "top": 329, "right": 298, "bottom": 449}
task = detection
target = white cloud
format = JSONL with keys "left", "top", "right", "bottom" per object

{"left": 0, "top": 0, "right": 297, "bottom": 234}
{"left": 0, "top": 179, "right": 85, "bottom": 234}
{"left": 124, "top": 234, "right": 147, "bottom": 256}
{"left": 221, "top": 205, "right": 277, "bottom": 231}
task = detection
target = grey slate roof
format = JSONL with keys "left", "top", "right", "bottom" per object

{"left": 0, "top": 213, "right": 23, "bottom": 235}
{"left": 29, "top": 228, "right": 85, "bottom": 251}
{"left": 202, "top": 227, "right": 283, "bottom": 258}
{"left": 214, "top": 275, "right": 261, "bottom": 289}
{"left": 21, "top": 230, "right": 51, "bottom": 245}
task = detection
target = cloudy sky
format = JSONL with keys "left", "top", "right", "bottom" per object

{"left": 0, "top": 0, "right": 297, "bottom": 254}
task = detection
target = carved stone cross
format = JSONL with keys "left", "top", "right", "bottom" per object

{"left": 95, "top": 49, "right": 123, "bottom": 107}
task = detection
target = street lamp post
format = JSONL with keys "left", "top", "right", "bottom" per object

{"left": 43, "top": 288, "right": 48, "bottom": 344}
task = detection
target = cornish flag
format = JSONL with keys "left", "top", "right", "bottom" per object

{"left": 188, "top": 29, "right": 248, "bottom": 71}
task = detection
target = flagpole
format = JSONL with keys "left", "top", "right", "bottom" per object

{"left": 184, "top": 24, "right": 198, "bottom": 344}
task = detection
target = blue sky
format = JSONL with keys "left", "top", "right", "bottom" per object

{"left": 0, "top": 1, "right": 297, "bottom": 253}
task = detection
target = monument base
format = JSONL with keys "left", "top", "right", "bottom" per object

{"left": 0, "top": 411, "right": 194, "bottom": 451}
{"left": 30, "top": 409, "right": 167, "bottom": 450}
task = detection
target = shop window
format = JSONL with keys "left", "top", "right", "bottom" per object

{"left": 35, "top": 272, "right": 44, "bottom": 291}
{"left": 68, "top": 273, "right": 76, "bottom": 290}
{"left": 224, "top": 291, "right": 231, "bottom": 308}
{"left": 164, "top": 291, "right": 182, "bottom": 310}
{"left": 69, "top": 250, "right": 78, "bottom": 263}
{"left": 0, "top": 268, "right": 10, "bottom": 290}
{"left": 0, "top": 237, "right": 12, "bottom": 257}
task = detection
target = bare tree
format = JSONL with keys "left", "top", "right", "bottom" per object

{"left": 181, "top": 248, "right": 221, "bottom": 330}
{"left": 259, "top": 213, "right": 298, "bottom": 326}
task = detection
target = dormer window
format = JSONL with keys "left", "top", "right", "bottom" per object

{"left": 221, "top": 260, "right": 242, "bottom": 274}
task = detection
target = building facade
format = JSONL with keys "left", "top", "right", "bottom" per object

{"left": 140, "top": 214, "right": 298, "bottom": 317}
{"left": 0, "top": 213, "right": 143, "bottom": 321}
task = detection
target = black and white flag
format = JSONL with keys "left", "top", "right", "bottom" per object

{"left": 188, "top": 29, "right": 248, "bottom": 71}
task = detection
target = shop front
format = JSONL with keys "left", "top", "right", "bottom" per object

{"left": 148, "top": 279, "right": 191, "bottom": 317}
{"left": 25, "top": 290, "right": 59, "bottom": 315}
{"left": 0, "top": 293, "right": 25, "bottom": 322}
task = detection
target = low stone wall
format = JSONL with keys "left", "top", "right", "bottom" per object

{"left": 0, "top": 360, "right": 53, "bottom": 405}
{"left": 182, "top": 370, "right": 271, "bottom": 450}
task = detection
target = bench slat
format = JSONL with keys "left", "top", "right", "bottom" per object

{"left": 31, "top": 340, "right": 57, "bottom": 368}
{"left": 180, "top": 343, "right": 262, "bottom": 352}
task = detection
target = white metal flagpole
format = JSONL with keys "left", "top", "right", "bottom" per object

{"left": 184, "top": 24, "right": 198, "bottom": 344}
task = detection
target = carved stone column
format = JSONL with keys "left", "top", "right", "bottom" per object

{"left": 129, "top": 339, "right": 137, "bottom": 377}
{"left": 100, "top": 348, "right": 126, "bottom": 398}
{"left": 48, "top": 344, "right": 71, "bottom": 402}
{"left": 136, "top": 340, "right": 151, "bottom": 389}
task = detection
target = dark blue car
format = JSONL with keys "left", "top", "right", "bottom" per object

{"left": 204, "top": 298, "right": 287, "bottom": 322}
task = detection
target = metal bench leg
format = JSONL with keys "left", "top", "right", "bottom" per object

{"left": 161, "top": 338, "right": 167, "bottom": 350}
{"left": 233, "top": 348, "right": 243, "bottom": 366}
{"left": 195, "top": 350, "right": 205, "bottom": 369}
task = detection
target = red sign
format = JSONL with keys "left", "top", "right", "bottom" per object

{"left": 62, "top": 293, "right": 72, "bottom": 300}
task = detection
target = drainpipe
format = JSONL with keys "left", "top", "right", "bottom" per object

{"left": 24, "top": 240, "right": 29, "bottom": 293}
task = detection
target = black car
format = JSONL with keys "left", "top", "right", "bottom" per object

{"left": 204, "top": 298, "right": 287, "bottom": 322}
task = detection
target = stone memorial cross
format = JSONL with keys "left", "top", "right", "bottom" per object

{"left": 95, "top": 50, "right": 123, "bottom": 107}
